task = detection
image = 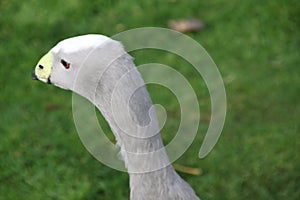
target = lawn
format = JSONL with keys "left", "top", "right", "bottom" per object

{"left": 0, "top": 0, "right": 299, "bottom": 199}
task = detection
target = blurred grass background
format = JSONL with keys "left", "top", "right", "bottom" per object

{"left": 0, "top": 0, "right": 299, "bottom": 199}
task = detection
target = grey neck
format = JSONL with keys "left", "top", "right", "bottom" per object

{"left": 73, "top": 44, "right": 199, "bottom": 199}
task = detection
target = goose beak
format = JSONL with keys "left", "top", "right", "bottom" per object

{"left": 32, "top": 69, "right": 51, "bottom": 84}
{"left": 32, "top": 52, "right": 52, "bottom": 84}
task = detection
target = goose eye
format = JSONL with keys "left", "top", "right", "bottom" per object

{"left": 61, "top": 59, "right": 70, "bottom": 69}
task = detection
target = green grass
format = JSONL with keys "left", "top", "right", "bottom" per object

{"left": 0, "top": 0, "right": 299, "bottom": 199}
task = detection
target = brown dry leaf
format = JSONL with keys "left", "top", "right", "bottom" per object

{"left": 168, "top": 19, "right": 205, "bottom": 33}
{"left": 46, "top": 103, "right": 59, "bottom": 111}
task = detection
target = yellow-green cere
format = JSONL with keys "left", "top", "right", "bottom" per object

{"left": 35, "top": 52, "right": 52, "bottom": 83}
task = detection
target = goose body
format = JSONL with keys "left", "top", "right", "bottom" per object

{"left": 33, "top": 34, "right": 200, "bottom": 200}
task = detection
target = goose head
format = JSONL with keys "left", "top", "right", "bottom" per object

{"left": 32, "top": 34, "right": 121, "bottom": 91}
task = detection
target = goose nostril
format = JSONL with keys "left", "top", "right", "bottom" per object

{"left": 39, "top": 65, "right": 44, "bottom": 69}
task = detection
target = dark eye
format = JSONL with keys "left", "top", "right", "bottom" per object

{"left": 61, "top": 59, "right": 70, "bottom": 69}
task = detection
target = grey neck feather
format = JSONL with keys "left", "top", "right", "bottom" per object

{"left": 73, "top": 40, "right": 200, "bottom": 200}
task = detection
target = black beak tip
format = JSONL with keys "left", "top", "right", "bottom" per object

{"left": 47, "top": 78, "right": 51, "bottom": 84}
{"left": 32, "top": 70, "right": 38, "bottom": 80}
